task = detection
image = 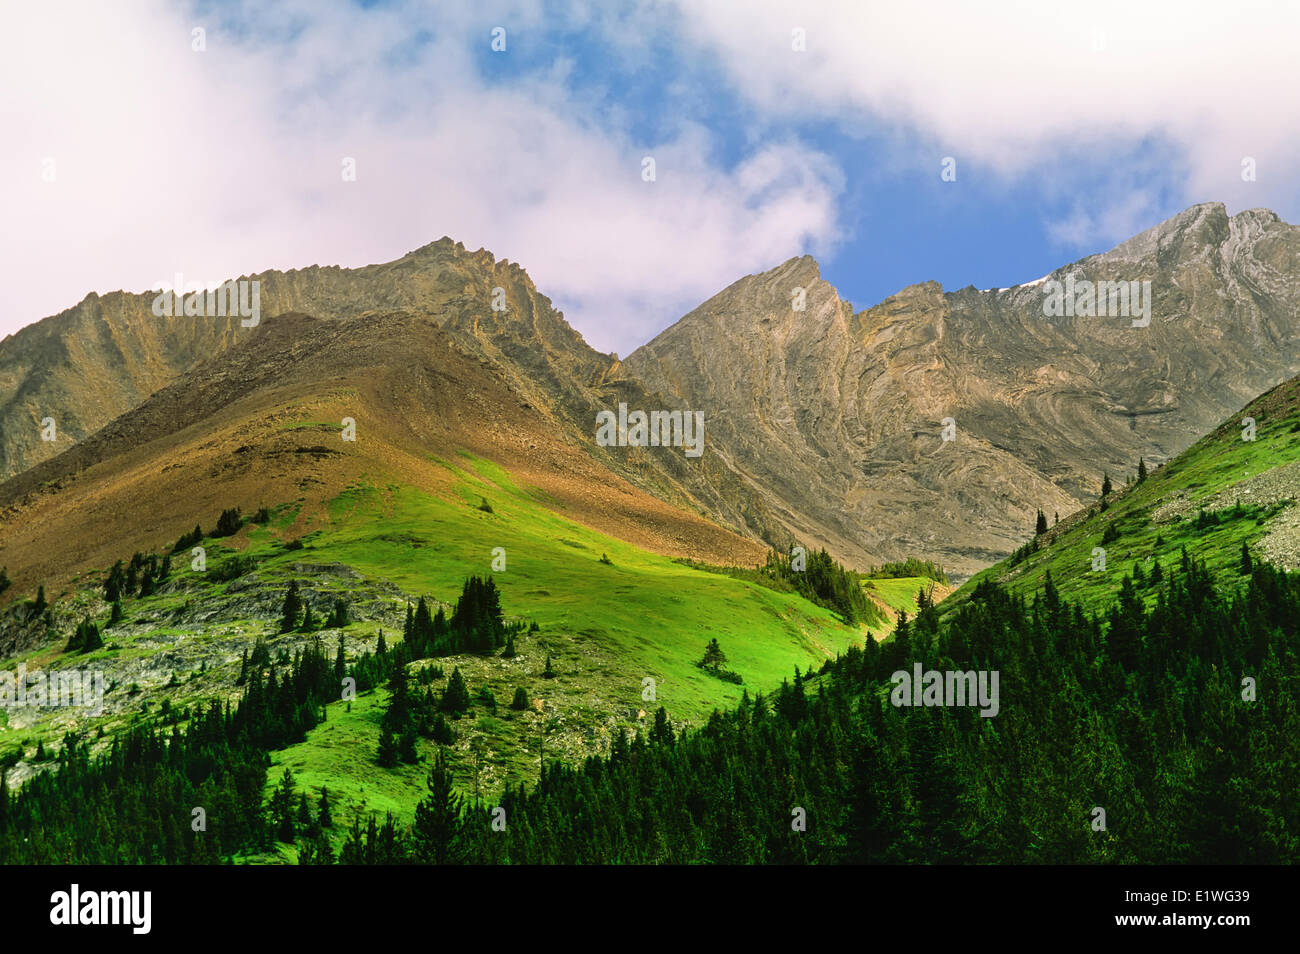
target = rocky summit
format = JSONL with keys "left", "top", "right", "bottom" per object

{"left": 625, "top": 202, "right": 1300, "bottom": 577}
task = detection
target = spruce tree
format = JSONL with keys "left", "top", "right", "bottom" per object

{"left": 328, "top": 597, "right": 349, "bottom": 629}
{"left": 318, "top": 787, "right": 333, "bottom": 828}
{"left": 270, "top": 769, "right": 297, "bottom": 842}
{"left": 1138, "top": 457, "right": 1148, "bottom": 482}
{"left": 1035, "top": 509, "right": 1048, "bottom": 535}
{"left": 650, "top": 706, "right": 675, "bottom": 745}
{"left": 104, "top": 561, "right": 124, "bottom": 602}
{"left": 83, "top": 618, "right": 103, "bottom": 652}
{"left": 297, "top": 792, "right": 314, "bottom": 834}
{"left": 511, "top": 687, "right": 529, "bottom": 710}
{"left": 215, "top": 507, "right": 243, "bottom": 537}
{"left": 1101, "top": 472, "right": 1113, "bottom": 497}
{"left": 68, "top": 615, "right": 102, "bottom": 653}
{"left": 431, "top": 713, "right": 455, "bottom": 745}
{"left": 280, "top": 581, "right": 302, "bottom": 633}
{"left": 411, "top": 751, "right": 465, "bottom": 864}
{"left": 376, "top": 727, "right": 399, "bottom": 767}
{"left": 1241, "top": 540, "right": 1253, "bottom": 575}
{"left": 440, "top": 666, "right": 471, "bottom": 715}
{"left": 399, "top": 727, "right": 419, "bottom": 764}
{"left": 698, "top": 638, "right": 727, "bottom": 672}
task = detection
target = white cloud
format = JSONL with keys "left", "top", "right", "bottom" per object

{"left": 670, "top": 0, "right": 1300, "bottom": 247}
{"left": 0, "top": 0, "right": 843, "bottom": 354}
{"left": 7, "top": 0, "right": 1298, "bottom": 353}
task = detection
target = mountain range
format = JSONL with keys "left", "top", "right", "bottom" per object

{"left": 4, "top": 201, "right": 1300, "bottom": 588}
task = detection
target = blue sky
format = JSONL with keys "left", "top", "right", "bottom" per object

{"left": 5, "top": 1, "right": 1298, "bottom": 352}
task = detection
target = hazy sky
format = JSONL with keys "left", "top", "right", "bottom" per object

{"left": 4, "top": 0, "right": 1299, "bottom": 354}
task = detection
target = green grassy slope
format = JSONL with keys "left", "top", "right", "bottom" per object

{"left": 861, "top": 576, "right": 938, "bottom": 619}
{"left": 948, "top": 376, "right": 1300, "bottom": 613}
{"left": 258, "top": 456, "right": 918, "bottom": 842}
{"left": 5, "top": 452, "right": 929, "bottom": 851}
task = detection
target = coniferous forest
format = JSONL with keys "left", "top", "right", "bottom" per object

{"left": 2, "top": 553, "right": 1296, "bottom": 864}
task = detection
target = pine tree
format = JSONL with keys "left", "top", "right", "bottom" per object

{"left": 376, "top": 727, "right": 400, "bottom": 767}
{"left": 411, "top": 751, "right": 465, "bottom": 864}
{"left": 33, "top": 585, "right": 46, "bottom": 614}
{"left": 108, "top": 600, "right": 123, "bottom": 627}
{"left": 299, "top": 827, "right": 334, "bottom": 865}
{"left": 440, "top": 666, "right": 471, "bottom": 715}
{"left": 172, "top": 524, "right": 203, "bottom": 553}
{"left": 431, "top": 713, "right": 455, "bottom": 745}
{"left": 1035, "top": 509, "right": 1048, "bottom": 535}
{"left": 104, "top": 561, "right": 124, "bottom": 602}
{"left": 215, "top": 507, "right": 243, "bottom": 536}
{"left": 84, "top": 618, "right": 103, "bottom": 652}
{"left": 68, "top": 615, "right": 102, "bottom": 653}
{"left": 328, "top": 597, "right": 349, "bottom": 629}
{"left": 280, "top": 581, "right": 302, "bottom": 633}
{"left": 334, "top": 636, "right": 346, "bottom": 680}
{"left": 318, "top": 787, "right": 333, "bottom": 828}
{"left": 1101, "top": 472, "right": 1113, "bottom": 497}
{"left": 698, "top": 638, "right": 727, "bottom": 671}
{"left": 650, "top": 707, "right": 675, "bottom": 745}
{"left": 511, "top": 687, "right": 529, "bottom": 710}
{"left": 542, "top": 653, "right": 556, "bottom": 678}
{"left": 1241, "top": 539, "right": 1253, "bottom": 575}
{"left": 300, "top": 601, "right": 316, "bottom": 632}
{"left": 399, "top": 727, "right": 419, "bottom": 764}
{"left": 1138, "top": 457, "right": 1148, "bottom": 482}
{"left": 270, "top": 768, "right": 297, "bottom": 842}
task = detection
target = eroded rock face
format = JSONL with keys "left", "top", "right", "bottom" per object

{"left": 0, "top": 239, "right": 606, "bottom": 482}
{"left": 624, "top": 203, "right": 1300, "bottom": 578}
